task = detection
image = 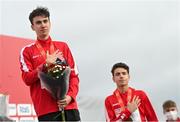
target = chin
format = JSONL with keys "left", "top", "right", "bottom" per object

{"left": 41, "top": 34, "right": 49, "bottom": 38}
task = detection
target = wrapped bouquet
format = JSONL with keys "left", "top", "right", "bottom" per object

{"left": 38, "top": 58, "right": 71, "bottom": 121}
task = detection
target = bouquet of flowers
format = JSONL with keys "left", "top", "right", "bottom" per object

{"left": 38, "top": 58, "right": 71, "bottom": 121}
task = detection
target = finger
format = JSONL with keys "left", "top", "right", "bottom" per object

{"left": 57, "top": 97, "right": 67, "bottom": 104}
{"left": 58, "top": 104, "right": 65, "bottom": 109}
{"left": 136, "top": 97, "right": 140, "bottom": 103}
{"left": 58, "top": 102, "right": 65, "bottom": 107}
{"left": 46, "top": 50, "right": 49, "bottom": 56}
{"left": 134, "top": 96, "right": 139, "bottom": 102}
{"left": 52, "top": 58, "right": 57, "bottom": 64}
{"left": 58, "top": 52, "right": 63, "bottom": 56}
{"left": 137, "top": 99, "right": 141, "bottom": 107}
{"left": 62, "top": 105, "right": 66, "bottom": 108}
{"left": 56, "top": 52, "right": 63, "bottom": 57}
{"left": 57, "top": 104, "right": 61, "bottom": 108}
{"left": 136, "top": 98, "right": 141, "bottom": 105}
{"left": 57, "top": 51, "right": 63, "bottom": 57}
{"left": 132, "top": 95, "right": 137, "bottom": 102}
{"left": 54, "top": 49, "right": 60, "bottom": 55}
{"left": 137, "top": 102, "right": 141, "bottom": 107}
{"left": 59, "top": 102, "right": 66, "bottom": 106}
{"left": 59, "top": 99, "right": 66, "bottom": 103}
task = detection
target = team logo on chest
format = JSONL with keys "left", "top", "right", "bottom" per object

{"left": 32, "top": 54, "right": 41, "bottom": 59}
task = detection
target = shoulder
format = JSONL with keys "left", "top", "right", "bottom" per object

{"left": 105, "top": 94, "right": 116, "bottom": 103}
{"left": 105, "top": 93, "right": 119, "bottom": 108}
{"left": 53, "top": 41, "right": 72, "bottom": 53}
{"left": 20, "top": 42, "right": 36, "bottom": 54}
{"left": 135, "top": 89, "right": 146, "bottom": 95}
{"left": 53, "top": 41, "right": 69, "bottom": 47}
{"left": 133, "top": 88, "right": 148, "bottom": 99}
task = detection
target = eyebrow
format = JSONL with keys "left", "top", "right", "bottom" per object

{"left": 115, "top": 72, "right": 127, "bottom": 75}
{"left": 35, "top": 18, "right": 49, "bottom": 24}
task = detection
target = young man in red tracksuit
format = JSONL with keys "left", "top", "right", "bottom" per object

{"left": 105, "top": 62, "right": 158, "bottom": 122}
{"left": 19, "top": 7, "right": 80, "bottom": 121}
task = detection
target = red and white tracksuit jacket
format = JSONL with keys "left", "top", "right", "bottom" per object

{"left": 105, "top": 87, "right": 158, "bottom": 122}
{"left": 19, "top": 36, "right": 79, "bottom": 117}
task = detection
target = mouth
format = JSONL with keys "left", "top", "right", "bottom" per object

{"left": 119, "top": 80, "right": 125, "bottom": 83}
{"left": 40, "top": 29, "right": 48, "bottom": 33}
{"left": 41, "top": 29, "right": 47, "bottom": 31}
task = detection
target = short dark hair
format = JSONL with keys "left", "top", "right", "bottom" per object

{"left": 163, "top": 100, "right": 177, "bottom": 110}
{"left": 29, "top": 7, "right": 50, "bottom": 24}
{"left": 111, "top": 62, "right": 129, "bottom": 76}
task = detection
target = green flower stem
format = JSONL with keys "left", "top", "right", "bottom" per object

{"left": 61, "top": 108, "right": 65, "bottom": 122}
{"left": 59, "top": 107, "right": 65, "bottom": 122}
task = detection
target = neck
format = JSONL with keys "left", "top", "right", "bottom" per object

{"left": 117, "top": 85, "right": 129, "bottom": 93}
{"left": 38, "top": 35, "right": 49, "bottom": 41}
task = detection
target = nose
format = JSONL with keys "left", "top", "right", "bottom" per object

{"left": 41, "top": 22, "right": 46, "bottom": 27}
{"left": 119, "top": 74, "right": 124, "bottom": 79}
{"left": 119, "top": 73, "right": 123, "bottom": 77}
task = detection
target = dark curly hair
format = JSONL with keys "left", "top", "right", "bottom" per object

{"left": 29, "top": 7, "right": 50, "bottom": 24}
{"left": 111, "top": 62, "right": 129, "bottom": 76}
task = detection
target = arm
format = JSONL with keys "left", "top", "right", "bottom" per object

{"left": 105, "top": 98, "right": 131, "bottom": 122}
{"left": 65, "top": 43, "right": 79, "bottom": 102}
{"left": 19, "top": 47, "right": 43, "bottom": 86}
{"left": 105, "top": 95, "right": 141, "bottom": 122}
{"left": 143, "top": 92, "right": 158, "bottom": 121}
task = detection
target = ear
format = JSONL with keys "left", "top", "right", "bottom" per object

{"left": 112, "top": 76, "right": 115, "bottom": 83}
{"left": 49, "top": 21, "right": 51, "bottom": 29}
{"left": 31, "top": 25, "right": 35, "bottom": 31}
{"left": 163, "top": 110, "right": 165, "bottom": 114}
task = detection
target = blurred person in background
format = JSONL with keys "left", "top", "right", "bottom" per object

{"left": 163, "top": 100, "right": 180, "bottom": 122}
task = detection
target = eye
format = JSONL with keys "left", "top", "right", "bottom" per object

{"left": 166, "top": 109, "right": 170, "bottom": 112}
{"left": 170, "top": 108, "right": 175, "bottom": 111}
{"left": 35, "top": 21, "right": 41, "bottom": 25}
{"left": 115, "top": 73, "right": 120, "bottom": 76}
{"left": 43, "top": 19, "right": 48, "bottom": 23}
{"left": 122, "top": 72, "right": 127, "bottom": 75}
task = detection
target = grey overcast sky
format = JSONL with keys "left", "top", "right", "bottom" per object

{"left": 0, "top": 0, "right": 180, "bottom": 121}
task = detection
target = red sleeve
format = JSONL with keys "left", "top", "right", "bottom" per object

{"left": 19, "top": 47, "right": 44, "bottom": 86}
{"left": 64, "top": 43, "right": 79, "bottom": 101}
{"left": 143, "top": 92, "right": 158, "bottom": 121}
{"left": 105, "top": 97, "right": 131, "bottom": 122}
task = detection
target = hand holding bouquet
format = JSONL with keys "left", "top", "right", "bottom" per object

{"left": 38, "top": 58, "right": 71, "bottom": 121}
